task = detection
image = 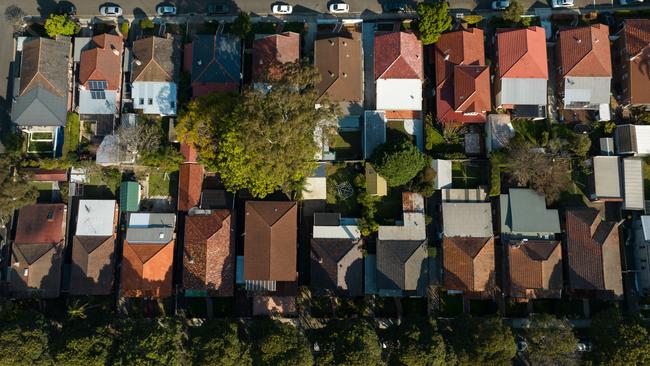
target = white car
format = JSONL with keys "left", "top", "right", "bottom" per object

{"left": 156, "top": 5, "right": 177, "bottom": 16}
{"left": 272, "top": 4, "right": 293, "bottom": 14}
{"left": 491, "top": 0, "right": 510, "bottom": 9}
{"left": 551, "top": 0, "right": 574, "bottom": 7}
{"left": 99, "top": 5, "right": 123, "bottom": 16}
{"left": 329, "top": 2, "right": 350, "bottom": 13}
{"left": 620, "top": 0, "right": 643, "bottom": 5}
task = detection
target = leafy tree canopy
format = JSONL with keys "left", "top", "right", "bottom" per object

{"left": 394, "top": 318, "right": 451, "bottom": 366}
{"left": 114, "top": 318, "right": 188, "bottom": 366}
{"left": 449, "top": 316, "right": 516, "bottom": 365}
{"left": 417, "top": 1, "right": 452, "bottom": 45}
{"left": 317, "top": 318, "right": 382, "bottom": 366}
{"left": 0, "top": 157, "right": 38, "bottom": 223}
{"left": 231, "top": 12, "right": 252, "bottom": 37}
{"left": 524, "top": 314, "right": 578, "bottom": 366}
{"left": 370, "top": 138, "right": 428, "bottom": 187}
{"left": 251, "top": 319, "right": 313, "bottom": 366}
{"left": 503, "top": 0, "right": 524, "bottom": 23}
{"left": 44, "top": 14, "right": 80, "bottom": 38}
{"left": 53, "top": 322, "right": 114, "bottom": 366}
{"left": 190, "top": 320, "right": 251, "bottom": 366}
{"left": 589, "top": 309, "right": 650, "bottom": 365}
{"left": 0, "top": 310, "right": 52, "bottom": 365}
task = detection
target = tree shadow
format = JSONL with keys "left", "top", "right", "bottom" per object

{"left": 36, "top": 0, "right": 57, "bottom": 19}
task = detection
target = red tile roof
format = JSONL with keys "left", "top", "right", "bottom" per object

{"left": 79, "top": 33, "right": 123, "bottom": 90}
{"left": 557, "top": 24, "right": 611, "bottom": 78}
{"left": 178, "top": 163, "right": 204, "bottom": 211}
{"left": 15, "top": 204, "right": 66, "bottom": 245}
{"left": 183, "top": 210, "right": 234, "bottom": 296}
{"left": 252, "top": 32, "right": 300, "bottom": 82}
{"left": 21, "top": 168, "right": 68, "bottom": 182}
{"left": 496, "top": 27, "right": 548, "bottom": 79}
{"left": 433, "top": 28, "right": 489, "bottom": 124}
{"left": 121, "top": 240, "right": 174, "bottom": 298}
{"left": 180, "top": 141, "right": 198, "bottom": 163}
{"left": 374, "top": 31, "right": 423, "bottom": 80}
{"left": 507, "top": 240, "right": 562, "bottom": 299}
{"left": 622, "top": 19, "right": 650, "bottom": 105}
{"left": 443, "top": 236, "right": 495, "bottom": 295}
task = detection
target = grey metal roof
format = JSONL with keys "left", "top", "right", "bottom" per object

{"left": 442, "top": 202, "right": 493, "bottom": 237}
{"left": 500, "top": 78, "right": 547, "bottom": 106}
{"left": 376, "top": 239, "right": 428, "bottom": 294}
{"left": 78, "top": 90, "right": 117, "bottom": 115}
{"left": 623, "top": 158, "right": 644, "bottom": 210}
{"left": 126, "top": 213, "right": 175, "bottom": 244}
{"left": 564, "top": 76, "right": 611, "bottom": 106}
{"left": 363, "top": 110, "right": 386, "bottom": 159}
{"left": 11, "top": 87, "right": 68, "bottom": 126}
{"left": 500, "top": 189, "right": 560, "bottom": 236}
{"left": 592, "top": 156, "right": 622, "bottom": 199}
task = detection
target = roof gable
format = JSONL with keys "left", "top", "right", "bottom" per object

{"left": 14, "top": 243, "right": 55, "bottom": 265}
{"left": 443, "top": 236, "right": 495, "bottom": 293}
{"left": 20, "top": 37, "right": 71, "bottom": 97}
{"left": 496, "top": 27, "right": 548, "bottom": 79}
{"left": 252, "top": 32, "right": 300, "bottom": 81}
{"left": 79, "top": 33, "right": 123, "bottom": 90}
{"left": 376, "top": 239, "right": 428, "bottom": 292}
{"left": 374, "top": 31, "right": 423, "bottom": 80}
{"left": 74, "top": 235, "right": 113, "bottom": 254}
{"left": 625, "top": 19, "right": 650, "bottom": 57}
{"left": 558, "top": 24, "right": 611, "bottom": 77}
{"left": 507, "top": 240, "right": 562, "bottom": 295}
{"left": 454, "top": 65, "right": 490, "bottom": 113}
{"left": 190, "top": 34, "right": 242, "bottom": 85}
{"left": 131, "top": 36, "right": 176, "bottom": 82}
{"left": 178, "top": 163, "right": 204, "bottom": 211}
{"left": 314, "top": 33, "right": 363, "bottom": 103}
{"left": 15, "top": 204, "right": 65, "bottom": 245}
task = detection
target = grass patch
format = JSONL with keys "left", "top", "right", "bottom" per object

{"left": 512, "top": 119, "right": 547, "bottom": 144}
{"left": 32, "top": 181, "right": 54, "bottom": 203}
{"left": 452, "top": 161, "right": 488, "bottom": 189}
{"left": 326, "top": 163, "right": 361, "bottom": 217}
{"left": 62, "top": 112, "right": 80, "bottom": 159}
{"left": 27, "top": 140, "right": 54, "bottom": 154}
{"left": 148, "top": 171, "right": 178, "bottom": 197}
{"left": 86, "top": 167, "right": 122, "bottom": 198}
{"left": 330, "top": 130, "right": 362, "bottom": 161}
{"left": 375, "top": 188, "right": 403, "bottom": 225}
{"left": 387, "top": 120, "right": 415, "bottom": 144}
{"left": 31, "top": 132, "right": 53, "bottom": 140}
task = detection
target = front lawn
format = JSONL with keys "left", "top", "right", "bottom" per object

{"left": 326, "top": 163, "right": 361, "bottom": 217}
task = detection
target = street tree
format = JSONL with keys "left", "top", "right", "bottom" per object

{"left": 0, "top": 311, "right": 52, "bottom": 365}
{"left": 251, "top": 319, "right": 313, "bottom": 366}
{"left": 4, "top": 5, "right": 25, "bottom": 32}
{"left": 503, "top": 0, "right": 524, "bottom": 23}
{"left": 416, "top": 1, "right": 452, "bottom": 45}
{"left": 53, "top": 322, "right": 114, "bottom": 366}
{"left": 44, "top": 14, "right": 80, "bottom": 38}
{"left": 448, "top": 316, "right": 516, "bottom": 365}
{"left": 114, "top": 318, "right": 188, "bottom": 366}
{"left": 394, "top": 318, "right": 451, "bottom": 366}
{"left": 524, "top": 314, "right": 579, "bottom": 366}
{"left": 317, "top": 318, "right": 382, "bottom": 366}
{"left": 139, "top": 18, "right": 154, "bottom": 30}
{"left": 370, "top": 138, "right": 428, "bottom": 187}
{"left": 189, "top": 320, "right": 251, "bottom": 366}
{"left": 589, "top": 309, "right": 650, "bottom": 365}
{"left": 0, "top": 158, "right": 38, "bottom": 223}
{"left": 231, "top": 12, "right": 252, "bottom": 37}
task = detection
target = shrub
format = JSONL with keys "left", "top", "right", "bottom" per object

{"left": 44, "top": 14, "right": 80, "bottom": 38}
{"left": 463, "top": 15, "right": 483, "bottom": 25}
{"left": 140, "top": 18, "right": 154, "bottom": 29}
{"left": 416, "top": 1, "right": 452, "bottom": 45}
{"left": 120, "top": 21, "right": 129, "bottom": 39}
{"left": 370, "top": 139, "right": 428, "bottom": 187}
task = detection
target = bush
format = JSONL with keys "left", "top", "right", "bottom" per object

{"left": 140, "top": 18, "right": 154, "bottom": 29}
{"left": 44, "top": 14, "right": 79, "bottom": 38}
{"left": 417, "top": 1, "right": 452, "bottom": 45}
{"left": 120, "top": 21, "right": 129, "bottom": 39}
{"left": 62, "top": 112, "right": 80, "bottom": 160}
{"left": 503, "top": 0, "right": 524, "bottom": 23}
{"left": 370, "top": 139, "right": 428, "bottom": 187}
{"left": 231, "top": 12, "right": 252, "bottom": 37}
{"left": 463, "top": 15, "right": 483, "bottom": 25}
{"left": 424, "top": 115, "right": 444, "bottom": 151}
{"left": 408, "top": 166, "right": 436, "bottom": 197}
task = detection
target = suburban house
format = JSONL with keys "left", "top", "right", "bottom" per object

{"left": 178, "top": 162, "right": 204, "bottom": 211}
{"left": 434, "top": 28, "right": 490, "bottom": 124}
{"left": 120, "top": 213, "right": 176, "bottom": 298}
{"left": 506, "top": 240, "right": 563, "bottom": 300}
{"left": 77, "top": 33, "right": 123, "bottom": 133}
{"left": 556, "top": 24, "right": 612, "bottom": 112}
{"left": 8, "top": 204, "right": 66, "bottom": 298}
{"left": 311, "top": 213, "right": 363, "bottom": 296}
{"left": 494, "top": 27, "right": 548, "bottom": 119}
{"left": 614, "top": 19, "right": 650, "bottom": 108}
{"left": 11, "top": 37, "right": 72, "bottom": 155}
{"left": 565, "top": 209, "right": 623, "bottom": 299}
{"left": 183, "top": 209, "right": 234, "bottom": 297}
{"left": 184, "top": 34, "right": 242, "bottom": 97}
{"left": 615, "top": 124, "right": 650, "bottom": 155}
{"left": 374, "top": 30, "right": 423, "bottom": 118}
{"left": 130, "top": 36, "right": 179, "bottom": 116}
{"left": 499, "top": 188, "right": 561, "bottom": 240}
{"left": 442, "top": 201, "right": 495, "bottom": 298}
{"left": 369, "top": 193, "right": 428, "bottom": 297}
{"left": 70, "top": 200, "right": 118, "bottom": 295}
{"left": 252, "top": 32, "right": 300, "bottom": 84}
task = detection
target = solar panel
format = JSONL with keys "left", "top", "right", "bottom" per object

{"left": 90, "top": 90, "right": 106, "bottom": 99}
{"left": 88, "top": 80, "right": 107, "bottom": 90}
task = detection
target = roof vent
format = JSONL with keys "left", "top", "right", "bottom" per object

{"left": 342, "top": 41, "right": 347, "bottom": 46}
{"left": 112, "top": 49, "right": 120, "bottom": 55}
{"left": 134, "top": 59, "right": 142, "bottom": 66}
{"left": 342, "top": 72, "right": 347, "bottom": 78}
{"left": 444, "top": 54, "right": 450, "bottom": 61}
{"left": 328, "top": 70, "right": 334, "bottom": 77}
{"left": 159, "top": 232, "right": 164, "bottom": 239}
{"left": 594, "top": 38, "right": 599, "bottom": 43}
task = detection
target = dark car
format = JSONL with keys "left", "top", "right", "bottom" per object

{"left": 58, "top": 1, "right": 77, "bottom": 15}
{"left": 208, "top": 3, "right": 230, "bottom": 15}
{"left": 383, "top": 1, "right": 407, "bottom": 12}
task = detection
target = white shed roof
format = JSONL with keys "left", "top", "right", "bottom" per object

{"left": 623, "top": 158, "right": 644, "bottom": 210}
{"left": 76, "top": 199, "right": 117, "bottom": 236}
{"left": 432, "top": 159, "right": 452, "bottom": 190}
{"left": 634, "top": 126, "right": 650, "bottom": 156}
{"left": 376, "top": 79, "right": 422, "bottom": 111}
{"left": 592, "top": 156, "right": 621, "bottom": 199}
{"left": 500, "top": 78, "right": 547, "bottom": 106}
{"left": 641, "top": 216, "right": 650, "bottom": 241}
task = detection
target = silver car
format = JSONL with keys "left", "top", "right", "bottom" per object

{"left": 551, "top": 0, "right": 574, "bottom": 8}
{"left": 99, "top": 5, "right": 123, "bottom": 16}
{"left": 491, "top": 0, "right": 510, "bottom": 10}
{"left": 272, "top": 3, "right": 293, "bottom": 14}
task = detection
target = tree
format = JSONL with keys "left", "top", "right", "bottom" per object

{"left": 524, "top": 314, "right": 578, "bottom": 366}
{"left": 0, "top": 158, "right": 38, "bottom": 223}
{"left": 408, "top": 166, "right": 436, "bottom": 197}
{"left": 317, "top": 318, "right": 382, "bottom": 366}
{"left": 505, "top": 140, "right": 571, "bottom": 202}
{"left": 370, "top": 139, "right": 428, "bottom": 187}
{"left": 139, "top": 18, "right": 154, "bottom": 30}
{"left": 179, "top": 62, "right": 339, "bottom": 198}
{"left": 120, "top": 21, "right": 129, "bottom": 40}
{"left": 448, "top": 316, "right": 516, "bottom": 365}
{"left": 589, "top": 309, "right": 650, "bottom": 365}
{"left": 114, "top": 318, "right": 188, "bottom": 366}
{"left": 190, "top": 320, "right": 251, "bottom": 366}
{"left": 394, "top": 318, "right": 452, "bottom": 366}
{"left": 0, "top": 311, "right": 52, "bottom": 365}
{"left": 115, "top": 120, "right": 162, "bottom": 160}
{"left": 250, "top": 319, "right": 313, "bottom": 366}
{"left": 4, "top": 5, "right": 26, "bottom": 32}
{"left": 503, "top": 0, "right": 524, "bottom": 23}
{"left": 231, "top": 12, "right": 252, "bottom": 37}
{"left": 416, "top": 1, "right": 452, "bottom": 45}
{"left": 44, "top": 14, "right": 80, "bottom": 38}
{"left": 569, "top": 133, "right": 591, "bottom": 159}
{"left": 53, "top": 322, "right": 114, "bottom": 366}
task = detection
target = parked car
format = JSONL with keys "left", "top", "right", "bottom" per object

{"left": 551, "top": 0, "right": 574, "bottom": 7}
{"left": 383, "top": 1, "right": 407, "bottom": 12}
{"left": 329, "top": 2, "right": 350, "bottom": 13}
{"left": 58, "top": 1, "right": 76, "bottom": 15}
{"left": 99, "top": 4, "right": 123, "bottom": 16}
{"left": 620, "top": 0, "right": 643, "bottom": 5}
{"left": 272, "top": 3, "right": 293, "bottom": 14}
{"left": 207, "top": 3, "right": 229, "bottom": 14}
{"left": 491, "top": 0, "right": 510, "bottom": 10}
{"left": 156, "top": 4, "right": 177, "bottom": 16}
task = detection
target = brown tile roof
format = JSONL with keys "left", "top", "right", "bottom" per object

{"left": 374, "top": 31, "right": 423, "bottom": 80}
{"left": 19, "top": 37, "right": 71, "bottom": 97}
{"left": 443, "top": 237, "right": 495, "bottom": 294}
{"left": 131, "top": 36, "right": 177, "bottom": 82}
{"left": 496, "top": 27, "right": 548, "bottom": 79}
{"left": 9, "top": 242, "right": 63, "bottom": 298}
{"left": 20, "top": 168, "right": 68, "bottom": 182}
{"left": 121, "top": 240, "right": 174, "bottom": 298}
{"left": 557, "top": 24, "right": 611, "bottom": 78}
{"left": 565, "top": 209, "right": 623, "bottom": 298}
{"left": 433, "top": 29, "right": 489, "bottom": 124}
{"left": 243, "top": 201, "right": 297, "bottom": 282}
{"left": 15, "top": 204, "right": 66, "bottom": 245}
{"left": 507, "top": 240, "right": 562, "bottom": 299}
{"left": 178, "top": 163, "right": 204, "bottom": 211}
{"left": 622, "top": 19, "right": 650, "bottom": 105}
{"left": 69, "top": 235, "right": 115, "bottom": 295}
{"left": 252, "top": 32, "right": 300, "bottom": 82}
{"left": 79, "top": 33, "right": 124, "bottom": 90}
{"left": 310, "top": 238, "right": 363, "bottom": 296}
{"left": 183, "top": 210, "right": 234, "bottom": 296}
{"left": 314, "top": 32, "right": 362, "bottom": 103}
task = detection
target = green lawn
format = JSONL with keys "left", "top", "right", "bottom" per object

{"left": 512, "top": 119, "right": 547, "bottom": 144}
{"left": 330, "top": 130, "right": 362, "bottom": 161}
{"left": 387, "top": 120, "right": 415, "bottom": 144}
{"left": 31, "top": 132, "right": 53, "bottom": 140}
{"left": 27, "top": 140, "right": 54, "bottom": 154}
{"left": 326, "top": 163, "right": 361, "bottom": 217}
{"left": 452, "top": 161, "right": 488, "bottom": 189}
{"left": 62, "top": 112, "right": 80, "bottom": 158}
{"left": 148, "top": 171, "right": 179, "bottom": 198}
{"left": 86, "top": 167, "right": 122, "bottom": 198}
{"left": 32, "top": 182, "right": 54, "bottom": 203}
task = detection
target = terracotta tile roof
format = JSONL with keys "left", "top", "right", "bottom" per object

{"left": 121, "top": 240, "right": 174, "bottom": 298}
{"left": 506, "top": 240, "right": 562, "bottom": 299}
{"left": 625, "top": 19, "right": 650, "bottom": 57}
{"left": 243, "top": 201, "right": 297, "bottom": 282}
{"left": 178, "top": 163, "right": 204, "bottom": 211}
{"left": 314, "top": 32, "right": 363, "bottom": 103}
{"left": 15, "top": 204, "right": 66, "bottom": 245}
{"left": 183, "top": 210, "right": 234, "bottom": 296}
{"left": 557, "top": 24, "right": 611, "bottom": 78}
{"left": 622, "top": 19, "right": 650, "bottom": 105}
{"left": 69, "top": 235, "right": 115, "bottom": 295}
{"left": 180, "top": 141, "right": 198, "bottom": 163}
{"left": 79, "top": 33, "right": 123, "bottom": 90}
{"left": 374, "top": 31, "right": 423, "bottom": 80}
{"left": 496, "top": 27, "right": 548, "bottom": 79}
{"left": 433, "top": 29, "right": 489, "bottom": 124}
{"left": 565, "top": 209, "right": 623, "bottom": 298}
{"left": 443, "top": 237, "right": 495, "bottom": 294}
{"left": 252, "top": 32, "right": 300, "bottom": 82}
{"left": 20, "top": 168, "right": 68, "bottom": 182}
{"left": 131, "top": 36, "right": 177, "bottom": 82}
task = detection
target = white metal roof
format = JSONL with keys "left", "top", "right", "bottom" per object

{"left": 624, "top": 158, "right": 644, "bottom": 210}
{"left": 131, "top": 81, "right": 177, "bottom": 116}
{"left": 313, "top": 224, "right": 361, "bottom": 240}
{"left": 563, "top": 76, "right": 611, "bottom": 105}
{"left": 432, "top": 159, "right": 452, "bottom": 190}
{"left": 641, "top": 216, "right": 650, "bottom": 241}
{"left": 500, "top": 78, "right": 547, "bottom": 106}
{"left": 76, "top": 200, "right": 116, "bottom": 236}
{"left": 592, "top": 156, "right": 621, "bottom": 199}
{"left": 634, "top": 125, "right": 650, "bottom": 155}
{"left": 376, "top": 79, "right": 422, "bottom": 111}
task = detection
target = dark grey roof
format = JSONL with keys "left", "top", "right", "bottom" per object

{"left": 314, "top": 213, "right": 341, "bottom": 226}
{"left": 126, "top": 213, "right": 176, "bottom": 244}
{"left": 376, "top": 239, "right": 428, "bottom": 294}
{"left": 311, "top": 238, "right": 363, "bottom": 296}
{"left": 11, "top": 84, "right": 67, "bottom": 126}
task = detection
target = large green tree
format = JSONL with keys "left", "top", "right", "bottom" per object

{"left": 0, "top": 157, "right": 38, "bottom": 223}
{"left": 190, "top": 320, "right": 251, "bottom": 366}
{"left": 317, "top": 318, "right": 382, "bottom": 366}
{"left": 114, "top": 318, "right": 188, "bottom": 366}
{"left": 589, "top": 309, "right": 650, "bottom": 365}
{"left": 44, "top": 14, "right": 80, "bottom": 38}
{"left": 503, "top": 0, "right": 524, "bottom": 23}
{"left": 370, "top": 139, "right": 428, "bottom": 187}
{"left": 416, "top": 1, "right": 452, "bottom": 45}
{"left": 448, "top": 316, "right": 516, "bottom": 365}
{"left": 251, "top": 319, "right": 313, "bottom": 366}
{"left": 53, "top": 322, "right": 114, "bottom": 366}
{"left": 524, "top": 314, "right": 578, "bottom": 366}
{"left": 0, "top": 310, "right": 52, "bottom": 365}
{"left": 394, "top": 318, "right": 451, "bottom": 366}
{"left": 178, "top": 62, "right": 338, "bottom": 198}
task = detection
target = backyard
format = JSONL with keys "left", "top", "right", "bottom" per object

{"left": 147, "top": 170, "right": 179, "bottom": 198}
{"left": 326, "top": 163, "right": 361, "bottom": 217}
{"left": 85, "top": 167, "right": 122, "bottom": 199}
{"left": 329, "top": 130, "right": 362, "bottom": 161}
{"left": 452, "top": 161, "right": 489, "bottom": 189}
